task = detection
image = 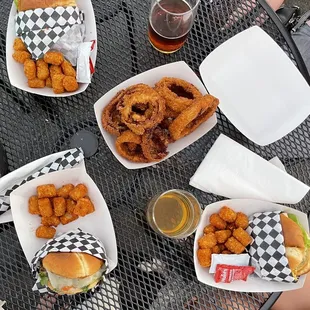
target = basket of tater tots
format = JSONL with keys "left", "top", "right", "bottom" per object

{"left": 194, "top": 199, "right": 310, "bottom": 292}
{"left": 6, "top": 0, "right": 97, "bottom": 96}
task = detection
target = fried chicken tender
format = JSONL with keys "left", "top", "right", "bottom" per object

{"left": 36, "top": 59, "right": 49, "bottom": 80}
{"left": 37, "top": 184, "right": 57, "bottom": 198}
{"left": 209, "top": 214, "right": 227, "bottom": 230}
{"left": 204, "top": 224, "right": 216, "bottom": 234}
{"left": 57, "top": 184, "right": 74, "bottom": 198}
{"left": 233, "top": 228, "right": 252, "bottom": 247}
{"left": 198, "top": 233, "right": 217, "bottom": 249}
{"left": 44, "top": 51, "right": 64, "bottom": 65}
{"left": 219, "top": 206, "right": 237, "bottom": 223}
{"left": 66, "top": 198, "right": 76, "bottom": 214}
{"left": 63, "top": 76, "right": 78, "bottom": 92}
{"left": 41, "top": 215, "right": 60, "bottom": 227}
{"left": 61, "top": 59, "right": 76, "bottom": 77}
{"left": 28, "top": 195, "right": 40, "bottom": 215}
{"left": 36, "top": 225, "right": 56, "bottom": 239}
{"left": 235, "top": 212, "right": 249, "bottom": 229}
{"left": 50, "top": 65, "right": 62, "bottom": 78}
{"left": 13, "top": 51, "right": 31, "bottom": 63}
{"left": 60, "top": 212, "right": 79, "bottom": 225}
{"left": 215, "top": 230, "right": 232, "bottom": 244}
{"left": 52, "top": 74, "right": 65, "bottom": 94}
{"left": 24, "top": 59, "right": 36, "bottom": 80}
{"left": 28, "top": 78, "right": 45, "bottom": 88}
{"left": 46, "top": 77, "right": 52, "bottom": 88}
{"left": 73, "top": 197, "right": 95, "bottom": 217}
{"left": 38, "top": 198, "right": 53, "bottom": 217}
{"left": 13, "top": 38, "right": 27, "bottom": 51}
{"left": 225, "top": 237, "right": 245, "bottom": 254}
{"left": 53, "top": 197, "right": 66, "bottom": 217}
{"left": 69, "top": 184, "right": 88, "bottom": 201}
{"left": 222, "top": 250, "right": 232, "bottom": 254}
{"left": 197, "top": 248, "right": 212, "bottom": 267}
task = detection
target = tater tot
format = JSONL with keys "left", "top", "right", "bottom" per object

{"left": 36, "top": 59, "right": 49, "bottom": 80}
{"left": 38, "top": 198, "right": 53, "bottom": 217}
{"left": 50, "top": 65, "right": 62, "bottom": 78}
{"left": 37, "top": 184, "right": 57, "bottom": 198}
{"left": 66, "top": 199, "right": 76, "bottom": 214}
{"left": 69, "top": 184, "right": 88, "bottom": 201}
{"left": 57, "top": 184, "right": 74, "bottom": 198}
{"left": 28, "top": 195, "right": 40, "bottom": 215}
{"left": 197, "top": 248, "right": 212, "bottom": 267}
{"left": 44, "top": 51, "right": 64, "bottom": 65}
{"left": 60, "top": 212, "right": 79, "bottom": 225}
{"left": 13, "top": 38, "right": 27, "bottom": 51}
{"left": 204, "top": 225, "right": 216, "bottom": 234}
{"left": 24, "top": 59, "right": 36, "bottom": 80}
{"left": 53, "top": 197, "right": 66, "bottom": 217}
{"left": 219, "top": 206, "right": 237, "bottom": 223}
{"left": 28, "top": 78, "right": 45, "bottom": 88}
{"left": 61, "top": 60, "right": 76, "bottom": 77}
{"left": 235, "top": 212, "right": 249, "bottom": 229}
{"left": 215, "top": 230, "right": 232, "bottom": 244}
{"left": 227, "top": 222, "right": 236, "bottom": 231}
{"left": 225, "top": 237, "right": 245, "bottom": 254}
{"left": 73, "top": 197, "right": 95, "bottom": 217}
{"left": 233, "top": 228, "right": 252, "bottom": 247}
{"left": 46, "top": 77, "right": 52, "bottom": 88}
{"left": 63, "top": 76, "right": 78, "bottom": 92}
{"left": 212, "top": 245, "right": 222, "bottom": 254}
{"left": 41, "top": 215, "right": 60, "bottom": 227}
{"left": 36, "top": 225, "right": 56, "bottom": 239}
{"left": 209, "top": 214, "right": 227, "bottom": 230}
{"left": 52, "top": 74, "right": 65, "bottom": 94}
{"left": 198, "top": 233, "right": 217, "bottom": 249}
{"left": 13, "top": 51, "right": 31, "bottom": 63}
{"left": 222, "top": 250, "right": 232, "bottom": 254}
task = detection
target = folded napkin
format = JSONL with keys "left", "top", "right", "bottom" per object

{"left": 0, "top": 148, "right": 84, "bottom": 220}
{"left": 190, "top": 134, "right": 309, "bottom": 204}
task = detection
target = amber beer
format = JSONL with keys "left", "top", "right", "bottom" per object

{"left": 148, "top": 0, "right": 200, "bottom": 54}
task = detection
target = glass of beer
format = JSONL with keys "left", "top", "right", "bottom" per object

{"left": 148, "top": 0, "right": 201, "bottom": 54}
{"left": 146, "top": 189, "right": 201, "bottom": 239}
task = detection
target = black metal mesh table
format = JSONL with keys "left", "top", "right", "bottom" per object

{"left": 0, "top": 0, "right": 309, "bottom": 309}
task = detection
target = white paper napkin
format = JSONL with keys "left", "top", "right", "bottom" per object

{"left": 189, "top": 134, "right": 309, "bottom": 204}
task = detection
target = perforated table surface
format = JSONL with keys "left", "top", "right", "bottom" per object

{"left": 0, "top": 0, "right": 310, "bottom": 309}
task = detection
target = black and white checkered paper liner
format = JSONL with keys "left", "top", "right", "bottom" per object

{"left": 31, "top": 229, "right": 109, "bottom": 294}
{"left": 248, "top": 211, "right": 295, "bottom": 283}
{"left": 15, "top": 6, "right": 84, "bottom": 59}
{"left": 0, "top": 148, "right": 84, "bottom": 216}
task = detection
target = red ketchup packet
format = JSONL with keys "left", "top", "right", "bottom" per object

{"left": 214, "top": 264, "right": 255, "bottom": 283}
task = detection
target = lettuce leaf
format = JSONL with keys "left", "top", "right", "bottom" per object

{"left": 288, "top": 213, "right": 310, "bottom": 248}
{"left": 14, "top": 0, "right": 18, "bottom": 8}
{"left": 82, "top": 285, "right": 89, "bottom": 293}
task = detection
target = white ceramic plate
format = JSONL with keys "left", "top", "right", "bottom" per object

{"left": 6, "top": 0, "right": 97, "bottom": 97}
{"left": 194, "top": 199, "right": 309, "bottom": 292}
{"left": 94, "top": 61, "right": 218, "bottom": 169}
{"left": 10, "top": 166, "right": 118, "bottom": 271}
{"left": 199, "top": 26, "right": 310, "bottom": 146}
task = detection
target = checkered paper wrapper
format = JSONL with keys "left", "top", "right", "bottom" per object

{"left": 31, "top": 229, "right": 109, "bottom": 294}
{"left": 248, "top": 211, "right": 295, "bottom": 283}
{"left": 15, "top": 6, "right": 84, "bottom": 59}
{"left": 0, "top": 148, "right": 84, "bottom": 216}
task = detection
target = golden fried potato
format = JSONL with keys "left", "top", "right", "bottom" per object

{"left": 61, "top": 59, "right": 76, "bottom": 77}
{"left": 13, "top": 38, "right": 27, "bottom": 51}
{"left": 44, "top": 51, "right": 64, "bottom": 65}
{"left": 197, "top": 248, "right": 212, "bottom": 267}
{"left": 28, "top": 78, "right": 45, "bottom": 88}
{"left": 57, "top": 184, "right": 74, "bottom": 198}
{"left": 73, "top": 197, "right": 95, "bottom": 217}
{"left": 52, "top": 74, "right": 65, "bottom": 94}
{"left": 212, "top": 245, "right": 222, "bottom": 254}
{"left": 41, "top": 215, "right": 60, "bottom": 227}
{"left": 60, "top": 212, "right": 79, "bottom": 225}
{"left": 28, "top": 195, "right": 40, "bottom": 215}
{"left": 66, "top": 198, "right": 76, "bottom": 214}
{"left": 63, "top": 76, "right": 78, "bottom": 92}
{"left": 13, "top": 51, "right": 31, "bottom": 63}
{"left": 225, "top": 237, "right": 245, "bottom": 254}
{"left": 227, "top": 222, "right": 236, "bottom": 231}
{"left": 233, "top": 228, "right": 252, "bottom": 247}
{"left": 235, "top": 212, "right": 249, "bottom": 229}
{"left": 37, "top": 184, "right": 57, "bottom": 198}
{"left": 36, "top": 225, "right": 56, "bottom": 239}
{"left": 36, "top": 59, "right": 49, "bottom": 80}
{"left": 46, "top": 77, "right": 52, "bottom": 88}
{"left": 38, "top": 198, "right": 53, "bottom": 217}
{"left": 50, "top": 65, "right": 62, "bottom": 78}
{"left": 24, "top": 59, "right": 36, "bottom": 80}
{"left": 209, "top": 214, "right": 227, "bottom": 230}
{"left": 69, "top": 184, "right": 88, "bottom": 201}
{"left": 53, "top": 197, "right": 66, "bottom": 217}
{"left": 198, "top": 233, "right": 217, "bottom": 249}
{"left": 219, "top": 206, "right": 237, "bottom": 223}
{"left": 222, "top": 250, "right": 232, "bottom": 254}
{"left": 204, "top": 224, "right": 216, "bottom": 234}
{"left": 215, "top": 230, "right": 232, "bottom": 244}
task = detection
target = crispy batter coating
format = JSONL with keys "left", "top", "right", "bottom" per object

{"left": 28, "top": 195, "right": 40, "bottom": 215}
{"left": 219, "top": 206, "right": 237, "bottom": 223}
{"left": 28, "top": 78, "right": 45, "bottom": 88}
{"left": 50, "top": 65, "right": 62, "bottom": 78}
{"left": 44, "top": 51, "right": 64, "bottom": 65}
{"left": 52, "top": 74, "right": 65, "bottom": 94}
{"left": 24, "top": 59, "right": 36, "bottom": 80}
{"left": 204, "top": 224, "right": 216, "bottom": 234}
{"left": 197, "top": 248, "right": 212, "bottom": 267}
{"left": 37, "top": 184, "right": 57, "bottom": 198}
{"left": 61, "top": 60, "right": 76, "bottom": 77}
{"left": 66, "top": 198, "right": 76, "bottom": 214}
{"left": 36, "top": 225, "right": 56, "bottom": 239}
{"left": 13, "top": 38, "right": 27, "bottom": 51}
{"left": 38, "top": 198, "right": 53, "bottom": 217}
{"left": 57, "top": 184, "right": 74, "bottom": 198}
{"left": 46, "top": 77, "right": 52, "bottom": 88}
{"left": 209, "top": 214, "right": 227, "bottom": 230}
{"left": 41, "top": 215, "right": 60, "bottom": 227}
{"left": 13, "top": 51, "right": 31, "bottom": 63}
{"left": 235, "top": 212, "right": 249, "bottom": 229}
{"left": 69, "top": 184, "right": 88, "bottom": 201}
{"left": 215, "top": 230, "right": 232, "bottom": 244}
{"left": 36, "top": 59, "right": 49, "bottom": 80}
{"left": 53, "top": 197, "right": 66, "bottom": 217}
{"left": 60, "top": 212, "right": 79, "bottom": 225}
{"left": 225, "top": 237, "right": 245, "bottom": 254}
{"left": 233, "top": 228, "right": 252, "bottom": 247}
{"left": 63, "top": 76, "right": 78, "bottom": 92}
{"left": 73, "top": 197, "right": 95, "bottom": 217}
{"left": 198, "top": 233, "right": 217, "bottom": 249}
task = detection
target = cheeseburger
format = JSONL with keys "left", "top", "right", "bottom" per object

{"left": 39, "top": 252, "right": 106, "bottom": 295}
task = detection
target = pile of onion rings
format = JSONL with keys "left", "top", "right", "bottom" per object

{"left": 101, "top": 77, "right": 219, "bottom": 163}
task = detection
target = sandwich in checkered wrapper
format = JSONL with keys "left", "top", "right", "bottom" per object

{"left": 31, "top": 229, "right": 109, "bottom": 295}
{"left": 248, "top": 211, "right": 310, "bottom": 283}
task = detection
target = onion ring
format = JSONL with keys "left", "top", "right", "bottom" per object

{"left": 155, "top": 77, "right": 203, "bottom": 113}
{"left": 169, "top": 95, "right": 219, "bottom": 141}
